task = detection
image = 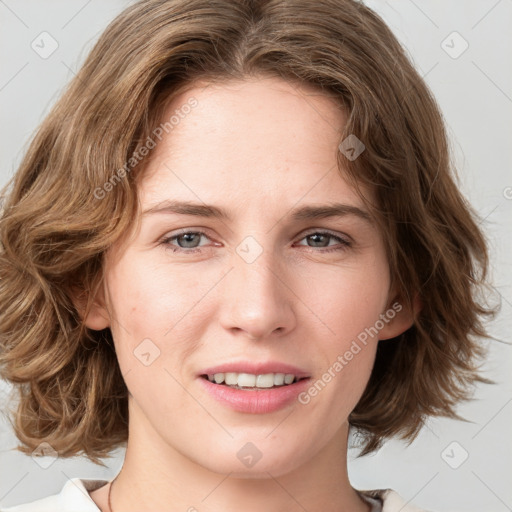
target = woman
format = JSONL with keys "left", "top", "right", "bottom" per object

{"left": 0, "top": 0, "right": 496, "bottom": 510}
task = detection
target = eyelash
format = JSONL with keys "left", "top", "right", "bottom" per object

{"left": 160, "top": 230, "right": 352, "bottom": 254}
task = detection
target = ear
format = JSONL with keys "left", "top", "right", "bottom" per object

{"left": 70, "top": 282, "right": 110, "bottom": 331}
{"left": 378, "top": 292, "right": 422, "bottom": 340}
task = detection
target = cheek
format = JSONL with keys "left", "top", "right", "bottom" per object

{"left": 302, "top": 259, "right": 390, "bottom": 345}
{"left": 295, "top": 257, "right": 388, "bottom": 409}
{"left": 104, "top": 254, "right": 221, "bottom": 376}
{"left": 105, "top": 255, "right": 207, "bottom": 336}
{"left": 103, "top": 258, "right": 198, "bottom": 421}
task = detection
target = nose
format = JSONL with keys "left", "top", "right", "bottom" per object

{"left": 219, "top": 248, "right": 296, "bottom": 341}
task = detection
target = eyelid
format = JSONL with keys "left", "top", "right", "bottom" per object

{"left": 299, "top": 227, "right": 352, "bottom": 244}
{"left": 160, "top": 227, "right": 353, "bottom": 254}
{"left": 159, "top": 227, "right": 351, "bottom": 243}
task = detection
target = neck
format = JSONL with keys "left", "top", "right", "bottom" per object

{"left": 108, "top": 397, "right": 369, "bottom": 512}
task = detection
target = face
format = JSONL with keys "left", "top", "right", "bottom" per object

{"left": 88, "top": 76, "right": 411, "bottom": 477}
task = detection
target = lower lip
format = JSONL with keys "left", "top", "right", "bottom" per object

{"left": 198, "top": 377, "right": 311, "bottom": 414}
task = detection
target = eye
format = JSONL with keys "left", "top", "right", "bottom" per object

{"left": 160, "top": 229, "right": 351, "bottom": 254}
{"left": 161, "top": 231, "right": 211, "bottom": 253}
{"left": 295, "top": 231, "right": 352, "bottom": 253}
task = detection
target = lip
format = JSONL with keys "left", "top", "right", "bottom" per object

{"left": 199, "top": 376, "right": 311, "bottom": 414}
{"left": 197, "top": 361, "right": 311, "bottom": 414}
{"left": 199, "top": 361, "right": 310, "bottom": 379}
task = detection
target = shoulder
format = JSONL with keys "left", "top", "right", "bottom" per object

{"left": 359, "top": 488, "right": 432, "bottom": 512}
{"left": 0, "top": 478, "right": 108, "bottom": 512}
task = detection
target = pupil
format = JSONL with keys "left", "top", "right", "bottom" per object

{"left": 309, "top": 234, "right": 327, "bottom": 247}
{"left": 180, "top": 233, "right": 199, "bottom": 248}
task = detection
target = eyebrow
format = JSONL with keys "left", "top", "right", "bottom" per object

{"left": 142, "top": 200, "right": 373, "bottom": 225}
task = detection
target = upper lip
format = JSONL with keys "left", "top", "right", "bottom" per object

{"left": 199, "top": 361, "right": 310, "bottom": 379}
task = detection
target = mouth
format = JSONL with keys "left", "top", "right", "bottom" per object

{"left": 198, "top": 365, "right": 312, "bottom": 413}
{"left": 200, "top": 372, "right": 309, "bottom": 390}
{"left": 197, "top": 362, "right": 312, "bottom": 413}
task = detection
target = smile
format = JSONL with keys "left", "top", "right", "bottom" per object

{"left": 202, "top": 372, "right": 304, "bottom": 389}
{"left": 198, "top": 371, "right": 311, "bottom": 414}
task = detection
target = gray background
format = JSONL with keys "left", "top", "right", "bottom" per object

{"left": 0, "top": 1, "right": 511, "bottom": 511}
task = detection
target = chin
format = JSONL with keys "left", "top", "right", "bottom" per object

{"left": 190, "top": 438, "right": 312, "bottom": 479}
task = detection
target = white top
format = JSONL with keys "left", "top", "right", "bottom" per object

{"left": 0, "top": 478, "right": 429, "bottom": 511}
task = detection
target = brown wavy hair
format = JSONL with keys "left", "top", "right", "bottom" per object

{"left": 0, "top": 0, "right": 498, "bottom": 464}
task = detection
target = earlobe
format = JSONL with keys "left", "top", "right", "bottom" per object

{"left": 84, "top": 301, "right": 111, "bottom": 331}
{"left": 378, "top": 293, "right": 422, "bottom": 340}
{"left": 70, "top": 282, "right": 111, "bottom": 331}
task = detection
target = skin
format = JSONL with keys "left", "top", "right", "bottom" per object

{"left": 84, "top": 76, "right": 416, "bottom": 512}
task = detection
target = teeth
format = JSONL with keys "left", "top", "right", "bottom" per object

{"left": 238, "top": 373, "right": 256, "bottom": 387}
{"left": 207, "top": 372, "right": 300, "bottom": 388}
{"left": 273, "top": 373, "right": 285, "bottom": 385}
{"left": 255, "top": 374, "right": 274, "bottom": 388}
{"left": 284, "top": 374, "right": 295, "bottom": 384}
{"left": 225, "top": 372, "right": 238, "bottom": 385}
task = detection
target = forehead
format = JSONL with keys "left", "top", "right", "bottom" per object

{"left": 138, "top": 76, "right": 373, "bottom": 216}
